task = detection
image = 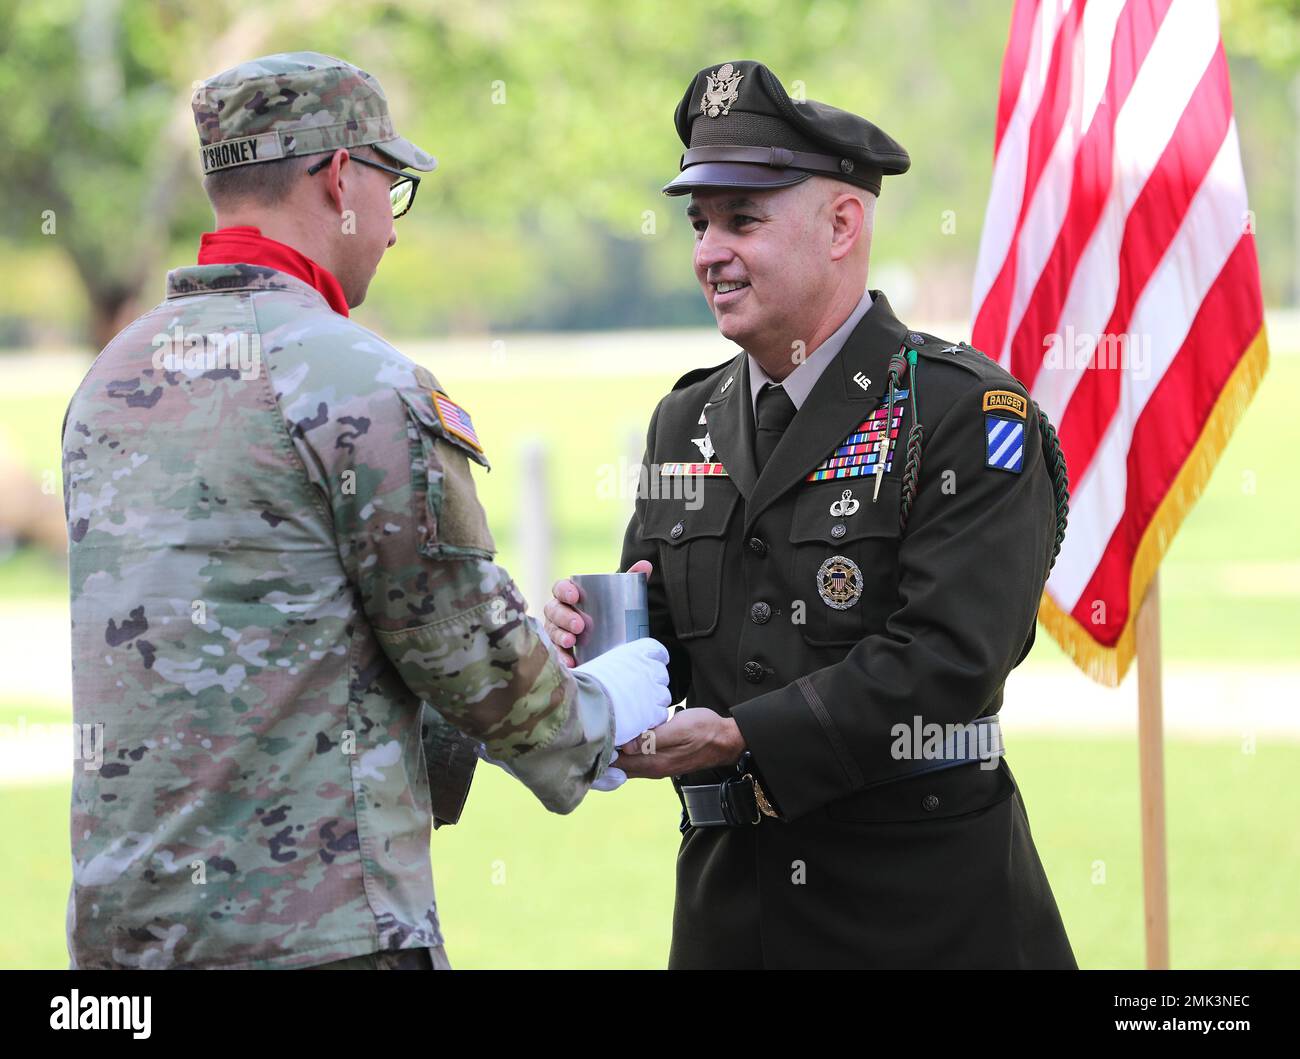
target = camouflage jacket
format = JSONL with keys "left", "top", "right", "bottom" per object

{"left": 61, "top": 263, "right": 614, "bottom": 969}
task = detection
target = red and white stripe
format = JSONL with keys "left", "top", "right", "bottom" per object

{"left": 971, "top": 0, "right": 1266, "bottom": 680}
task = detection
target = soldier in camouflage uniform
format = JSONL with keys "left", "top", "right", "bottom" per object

{"left": 61, "top": 52, "right": 669, "bottom": 970}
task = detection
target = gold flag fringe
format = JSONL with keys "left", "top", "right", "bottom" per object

{"left": 1038, "top": 323, "right": 1270, "bottom": 687}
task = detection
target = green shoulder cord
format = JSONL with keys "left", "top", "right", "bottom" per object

{"left": 1031, "top": 398, "right": 1070, "bottom": 571}
{"left": 873, "top": 345, "right": 908, "bottom": 504}
{"left": 898, "top": 347, "right": 924, "bottom": 533}
{"left": 892, "top": 348, "right": 1068, "bottom": 557}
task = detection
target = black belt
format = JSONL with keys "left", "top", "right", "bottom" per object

{"left": 680, "top": 715, "right": 1004, "bottom": 829}
{"left": 681, "top": 767, "right": 762, "bottom": 827}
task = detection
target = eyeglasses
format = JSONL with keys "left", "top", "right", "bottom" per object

{"left": 306, "top": 151, "right": 420, "bottom": 218}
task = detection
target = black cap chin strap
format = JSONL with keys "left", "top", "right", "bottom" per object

{"left": 681, "top": 145, "right": 878, "bottom": 185}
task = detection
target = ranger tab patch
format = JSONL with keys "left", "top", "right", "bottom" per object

{"left": 985, "top": 415, "right": 1025, "bottom": 474}
{"left": 982, "top": 390, "right": 1027, "bottom": 419}
{"left": 432, "top": 391, "right": 483, "bottom": 453}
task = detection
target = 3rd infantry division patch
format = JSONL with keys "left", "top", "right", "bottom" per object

{"left": 983, "top": 388, "right": 1027, "bottom": 474}
{"left": 985, "top": 415, "right": 1025, "bottom": 473}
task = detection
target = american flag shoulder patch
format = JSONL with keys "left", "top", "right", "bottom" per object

{"left": 985, "top": 414, "right": 1025, "bottom": 474}
{"left": 431, "top": 390, "right": 483, "bottom": 453}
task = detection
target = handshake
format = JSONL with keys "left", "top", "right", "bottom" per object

{"left": 533, "top": 559, "right": 747, "bottom": 790}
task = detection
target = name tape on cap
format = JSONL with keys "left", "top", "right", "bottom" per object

{"left": 201, "top": 133, "right": 287, "bottom": 173}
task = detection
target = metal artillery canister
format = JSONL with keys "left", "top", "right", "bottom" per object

{"left": 570, "top": 572, "right": 650, "bottom": 665}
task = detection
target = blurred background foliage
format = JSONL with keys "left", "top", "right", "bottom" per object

{"left": 0, "top": 0, "right": 1296, "bottom": 351}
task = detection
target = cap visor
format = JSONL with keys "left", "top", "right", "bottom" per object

{"left": 661, "top": 162, "right": 810, "bottom": 196}
{"left": 374, "top": 135, "right": 437, "bottom": 172}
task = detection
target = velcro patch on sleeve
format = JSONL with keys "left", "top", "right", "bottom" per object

{"left": 982, "top": 390, "right": 1027, "bottom": 419}
{"left": 429, "top": 437, "right": 497, "bottom": 557}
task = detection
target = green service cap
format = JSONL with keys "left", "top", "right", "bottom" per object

{"left": 663, "top": 60, "right": 909, "bottom": 197}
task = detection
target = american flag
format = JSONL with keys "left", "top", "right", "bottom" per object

{"left": 433, "top": 391, "right": 483, "bottom": 452}
{"left": 971, "top": 0, "right": 1269, "bottom": 685}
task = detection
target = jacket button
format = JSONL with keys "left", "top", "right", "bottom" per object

{"left": 747, "top": 537, "right": 767, "bottom": 556}
{"left": 670, "top": 520, "right": 684, "bottom": 539}
{"left": 830, "top": 523, "right": 846, "bottom": 538}
{"left": 743, "top": 661, "right": 765, "bottom": 684}
{"left": 922, "top": 794, "right": 940, "bottom": 812}
{"left": 750, "top": 602, "right": 771, "bottom": 624}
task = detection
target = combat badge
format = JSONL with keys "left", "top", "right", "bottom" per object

{"left": 817, "top": 555, "right": 864, "bottom": 610}
{"left": 702, "top": 63, "right": 744, "bottom": 117}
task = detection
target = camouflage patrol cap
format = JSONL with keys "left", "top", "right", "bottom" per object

{"left": 663, "top": 60, "right": 909, "bottom": 197}
{"left": 192, "top": 51, "right": 437, "bottom": 175}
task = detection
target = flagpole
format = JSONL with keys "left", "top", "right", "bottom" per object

{"left": 1135, "top": 571, "right": 1170, "bottom": 968}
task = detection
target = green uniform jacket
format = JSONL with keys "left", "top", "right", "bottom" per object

{"left": 621, "top": 291, "right": 1076, "bottom": 968}
{"left": 62, "top": 264, "right": 614, "bottom": 968}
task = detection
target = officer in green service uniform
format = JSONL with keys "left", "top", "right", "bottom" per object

{"left": 545, "top": 61, "right": 1076, "bottom": 968}
{"left": 62, "top": 52, "right": 671, "bottom": 970}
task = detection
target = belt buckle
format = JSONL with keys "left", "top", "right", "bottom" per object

{"left": 738, "top": 774, "right": 762, "bottom": 825}
{"left": 721, "top": 771, "right": 761, "bottom": 826}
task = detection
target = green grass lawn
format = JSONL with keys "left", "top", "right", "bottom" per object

{"left": 2, "top": 346, "right": 1296, "bottom": 661}
{"left": 4, "top": 731, "right": 1297, "bottom": 969}
{"left": 0, "top": 342, "right": 1296, "bottom": 969}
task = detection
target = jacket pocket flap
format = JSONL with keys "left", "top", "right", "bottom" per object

{"left": 640, "top": 483, "right": 740, "bottom": 544}
{"left": 790, "top": 477, "right": 902, "bottom": 544}
{"left": 825, "top": 758, "right": 1014, "bottom": 824}
{"left": 397, "top": 389, "right": 490, "bottom": 469}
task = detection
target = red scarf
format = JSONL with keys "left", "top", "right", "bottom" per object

{"left": 198, "top": 225, "right": 350, "bottom": 317}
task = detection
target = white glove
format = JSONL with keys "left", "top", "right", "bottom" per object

{"left": 575, "top": 637, "right": 672, "bottom": 774}
{"left": 590, "top": 765, "right": 627, "bottom": 792}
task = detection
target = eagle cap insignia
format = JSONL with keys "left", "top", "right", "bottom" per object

{"left": 702, "top": 63, "right": 744, "bottom": 118}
